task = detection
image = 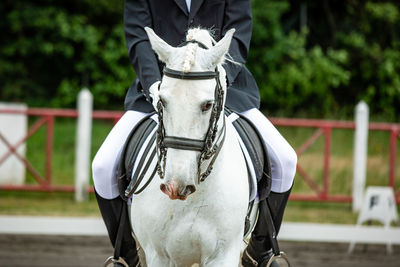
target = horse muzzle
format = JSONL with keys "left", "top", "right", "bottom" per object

{"left": 160, "top": 181, "right": 196, "bottom": 200}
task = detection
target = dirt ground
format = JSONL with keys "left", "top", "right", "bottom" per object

{"left": 0, "top": 234, "right": 398, "bottom": 267}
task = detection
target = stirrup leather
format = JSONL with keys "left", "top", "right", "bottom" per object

{"left": 244, "top": 249, "right": 259, "bottom": 266}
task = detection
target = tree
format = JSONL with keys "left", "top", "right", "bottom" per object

{"left": 1, "top": 0, "right": 399, "bottom": 120}
{"left": 0, "top": 0, "right": 133, "bottom": 109}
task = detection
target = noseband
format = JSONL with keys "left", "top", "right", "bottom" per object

{"left": 156, "top": 40, "right": 226, "bottom": 184}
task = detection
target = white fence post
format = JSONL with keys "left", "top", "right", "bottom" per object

{"left": 352, "top": 101, "right": 369, "bottom": 212}
{"left": 75, "top": 89, "right": 93, "bottom": 202}
{"left": 0, "top": 103, "right": 27, "bottom": 185}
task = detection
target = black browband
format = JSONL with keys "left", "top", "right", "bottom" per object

{"left": 163, "top": 67, "right": 218, "bottom": 80}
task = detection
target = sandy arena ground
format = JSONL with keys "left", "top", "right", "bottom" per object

{"left": 0, "top": 234, "right": 399, "bottom": 267}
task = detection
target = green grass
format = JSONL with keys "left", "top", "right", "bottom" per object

{"left": 0, "top": 191, "right": 100, "bottom": 217}
{"left": 284, "top": 201, "right": 358, "bottom": 224}
{"left": 1, "top": 114, "right": 399, "bottom": 225}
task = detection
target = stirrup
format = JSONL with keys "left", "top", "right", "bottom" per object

{"left": 103, "top": 256, "right": 129, "bottom": 267}
{"left": 244, "top": 250, "right": 291, "bottom": 267}
{"left": 266, "top": 251, "right": 291, "bottom": 267}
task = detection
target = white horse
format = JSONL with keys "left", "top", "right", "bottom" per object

{"left": 130, "top": 27, "right": 250, "bottom": 266}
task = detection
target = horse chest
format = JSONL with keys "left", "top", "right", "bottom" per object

{"left": 134, "top": 186, "right": 219, "bottom": 234}
{"left": 132, "top": 191, "right": 222, "bottom": 261}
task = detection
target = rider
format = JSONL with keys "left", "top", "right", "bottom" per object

{"left": 92, "top": 0, "right": 297, "bottom": 266}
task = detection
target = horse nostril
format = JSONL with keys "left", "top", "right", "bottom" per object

{"left": 160, "top": 183, "right": 169, "bottom": 194}
{"left": 184, "top": 185, "right": 196, "bottom": 196}
{"left": 161, "top": 182, "right": 195, "bottom": 199}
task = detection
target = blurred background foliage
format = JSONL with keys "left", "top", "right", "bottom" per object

{"left": 1, "top": 0, "right": 399, "bottom": 120}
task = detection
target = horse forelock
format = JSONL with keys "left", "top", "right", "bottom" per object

{"left": 186, "top": 27, "right": 214, "bottom": 47}
{"left": 182, "top": 28, "right": 223, "bottom": 72}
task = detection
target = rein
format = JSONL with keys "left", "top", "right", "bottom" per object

{"left": 156, "top": 40, "right": 226, "bottom": 184}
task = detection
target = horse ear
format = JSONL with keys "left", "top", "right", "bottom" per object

{"left": 145, "top": 27, "right": 175, "bottom": 63}
{"left": 207, "top": 29, "right": 236, "bottom": 67}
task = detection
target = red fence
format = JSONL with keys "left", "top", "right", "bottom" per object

{"left": 0, "top": 108, "right": 399, "bottom": 203}
{"left": 0, "top": 108, "right": 122, "bottom": 193}
{"left": 270, "top": 118, "right": 400, "bottom": 203}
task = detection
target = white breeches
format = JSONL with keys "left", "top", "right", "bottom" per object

{"left": 92, "top": 108, "right": 297, "bottom": 199}
{"left": 240, "top": 108, "right": 297, "bottom": 193}
{"left": 92, "top": 111, "right": 148, "bottom": 198}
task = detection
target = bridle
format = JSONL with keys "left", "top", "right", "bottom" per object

{"left": 155, "top": 40, "right": 226, "bottom": 184}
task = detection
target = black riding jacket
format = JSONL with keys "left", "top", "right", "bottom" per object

{"left": 124, "top": 0, "right": 260, "bottom": 113}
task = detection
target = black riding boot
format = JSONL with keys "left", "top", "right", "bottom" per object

{"left": 95, "top": 190, "right": 140, "bottom": 267}
{"left": 242, "top": 188, "right": 291, "bottom": 267}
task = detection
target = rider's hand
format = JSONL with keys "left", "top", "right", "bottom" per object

{"left": 149, "top": 81, "right": 161, "bottom": 110}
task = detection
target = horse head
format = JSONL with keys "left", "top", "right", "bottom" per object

{"left": 145, "top": 27, "right": 235, "bottom": 200}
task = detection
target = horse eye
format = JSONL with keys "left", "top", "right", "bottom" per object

{"left": 201, "top": 101, "right": 213, "bottom": 112}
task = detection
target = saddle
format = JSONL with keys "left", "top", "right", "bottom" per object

{"left": 117, "top": 113, "right": 158, "bottom": 201}
{"left": 225, "top": 109, "right": 272, "bottom": 201}
{"left": 117, "top": 109, "right": 272, "bottom": 202}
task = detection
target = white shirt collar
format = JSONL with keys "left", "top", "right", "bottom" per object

{"left": 185, "top": 0, "right": 191, "bottom": 12}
